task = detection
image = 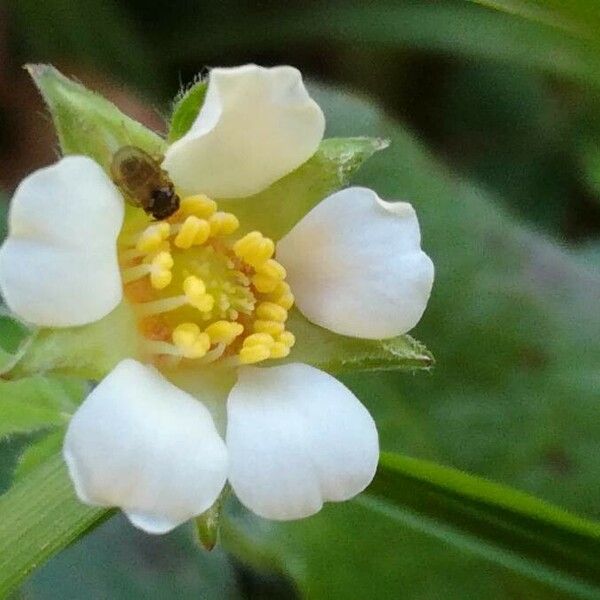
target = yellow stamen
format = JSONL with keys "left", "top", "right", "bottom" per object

{"left": 278, "top": 331, "right": 296, "bottom": 348}
{"left": 256, "top": 301, "right": 288, "bottom": 322}
{"left": 172, "top": 323, "right": 211, "bottom": 359}
{"left": 120, "top": 245, "right": 163, "bottom": 263}
{"left": 150, "top": 251, "right": 174, "bottom": 290}
{"left": 269, "top": 342, "right": 290, "bottom": 359}
{"left": 243, "top": 333, "right": 275, "bottom": 348}
{"left": 255, "top": 259, "right": 286, "bottom": 280}
{"left": 121, "top": 263, "right": 151, "bottom": 284}
{"left": 253, "top": 320, "right": 285, "bottom": 336}
{"left": 205, "top": 320, "right": 244, "bottom": 345}
{"left": 209, "top": 212, "right": 240, "bottom": 237}
{"left": 233, "top": 231, "right": 275, "bottom": 267}
{"left": 251, "top": 272, "right": 280, "bottom": 293}
{"left": 276, "top": 293, "right": 295, "bottom": 310}
{"left": 180, "top": 195, "right": 217, "bottom": 218}
{"left": 239, "top": 345, "right": 272, "bottom": 364}
{"left": 183, "top": 276, "right": 215, "bottom": 312}
{"left": 136, "top": 222, "right": 171, "bottom": 253}
{"left": 137, "top": 296, "right": 187, "bottom": 317}
{"left": 174, "top": 216, "right": 210, "bottom": 249}
{"left": 266, "top": 281, "right": 295, "bottom": 310}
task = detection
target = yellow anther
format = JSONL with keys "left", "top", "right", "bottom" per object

{"left": 270, "top": 281, "right": 291, "bottom": 297}
{"left": 269, "top": 342, "right": 290, "bottom": 359}
{"left": 266, "top": 281, "right": 294, "bottom": 309}
{"left": 243, "top": 333, "right": 275, "bottom": 348}
{"left": 174, "top": 216, "right": 210, "bottom": 249}
{"left": 251, "top": 273, "right": 279, "bottom": 293}
{"left": 278, "top": 331, "right": 296, "bottom": 348}
{"left": 150, "top": 270, "right": 172, "bottom": 290}
{"left": 183, "top": 275, "right": 206, "bottom": 296}
{"left": 150, "top": 251, "right": 174, "bottom": 290}
{"left": 255, "top": 259, "right": 286, "bottom": 280}
{"left": 256, "top": 301, "right": 288, "bottom": 322}
{"left": 180, "top": 195, "right": 217, "bottom": 218}
{"left": 276, "top": 293, "right": 295, "bottom": 310}
{"left": 152, "top": 251, "right": 174, "bottom": 270}
{"left": 209, "top": 212, "right": 240, "bottom": 237}
{"left": 172, "top": 323, "right": 211, "bottom": 359}
{"left": 233, "top": 231, "right": 261, "bottom": 254}
{"left": 253, "top": 320, "right": 285, "bottom": 336}
{"left": 233, "top": 231, "right": 275, "bottom": 267}
{"left": 205, "top": 320, "right": 244, "bottom": 345}
{"left": 137, "top": 222, "right": 171, "bottom": 253}
{"left": 239, "top": 345, "right": 272, "bottom": 364}
{"left": 183, "top": 276, "right": 215, "bottom": 312}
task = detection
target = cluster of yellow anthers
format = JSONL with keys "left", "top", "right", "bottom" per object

{"left": 119, "top": 195, "right": 295, "bottom": 366}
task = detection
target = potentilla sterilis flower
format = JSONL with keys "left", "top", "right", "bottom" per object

{"left": 0, "top": 65, "right": 434, "bottom": 533}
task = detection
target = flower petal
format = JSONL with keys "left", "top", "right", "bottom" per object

{"left": 277, "top": 186, "right": 434, "bottom": 339}
{"left": 0, "top": 156, "right": 124, "bottom": 327}
{"left": 64, "top": 359, "right": 228, "bottom": 534}
{"left": 163, "top": 64, "right": 325, "bottom": 198}
{"left": 227, "top": 363, "right": 379, "bottom": 520}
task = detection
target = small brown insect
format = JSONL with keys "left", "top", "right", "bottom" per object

{"left": 111, "top": 146, "right": 180, "bottom": 220}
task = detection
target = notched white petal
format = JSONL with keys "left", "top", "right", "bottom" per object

{"left": 163, "top": 64, "right": 325, "bottom": 198}
{"left": 0, "top": 156, "right": 124, "bottom": 327}
{"left": 227, "top": 363, "right": 379, "bottom": 520}
{"left": 277, "top": 186, "right": 434, "bottom": 339}
{"left": 64, "top": 359, "right": 228, "bottom": 534}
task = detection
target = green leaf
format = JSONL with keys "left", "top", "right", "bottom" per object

{"left": 222, "top": 453, "right": 600, "bottom": 600}
{"left": 173, "top": 3, "right": 600, "bottom": 90}
{"left": 469, "top": 0, "right": 600, "bottom": 38}
{"left": 0, "top": 376, "right": 85, "bottom": 439}
{"left": 14, "top": 429, "right": 65, "bottom": 482}
{"left": 0, "top": 454, "right": 110, "bottom": 597}
{"left": 168, "top": 79, "right": 207, "bottom": 143}
{"left": 26, "top": 64, "right": 166, "bottom": 170}
{"left": 0, "top": 310, "right": 36, "bottom": 376}
{"left": 222, "top": 137, "right": 389, "bottom": 240}
{"left": 285, "top": 309, "right": 433, "bottom": 374}
{"left": 361, "top": 452, "right": 600, "bottom": 599}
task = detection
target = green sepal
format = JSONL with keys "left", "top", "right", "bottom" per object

{"left": 168, "top": 78, "right": 207, "bottom": 143}
{"left": 0, "top": 376, "right": 85, "bottom": 439}
{"left": 26, "top": 64, "right": 166, "bottom": 169}
{"left": 194, "top": 486, "right": 230, "bottom": 551}
{"left": 285, "top": 309, "right": 433, "bottom": 374}
{"left": 14, "top": 302, "right": 139, "bottom": 381}
{"left": 0, "top": 308, "right": 37, "bottom": 376}
{"left": 221, "top": 136, "right": 389, "bottom": 240}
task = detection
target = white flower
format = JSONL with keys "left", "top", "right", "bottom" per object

{"left": 0, "top": 65, "right": 434, "bottom": 533}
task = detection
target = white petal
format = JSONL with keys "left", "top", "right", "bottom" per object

{"left": 64, "top": 359, "right": 228, "bottom": 534}
{"left": 163, "top": 64, "right": 325, "bottom": 198}
{"left": 0, "top": 156, "right": 124, "bottom": 327}
{"left": 227, "top": 363, "right": 379, "bottom": 520}
{"left": 277, "top": 186, "right": 434, "bottom": 339}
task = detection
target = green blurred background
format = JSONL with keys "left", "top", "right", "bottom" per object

{"left": 1, "top": 1, "right": 600, "bottom": 598}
